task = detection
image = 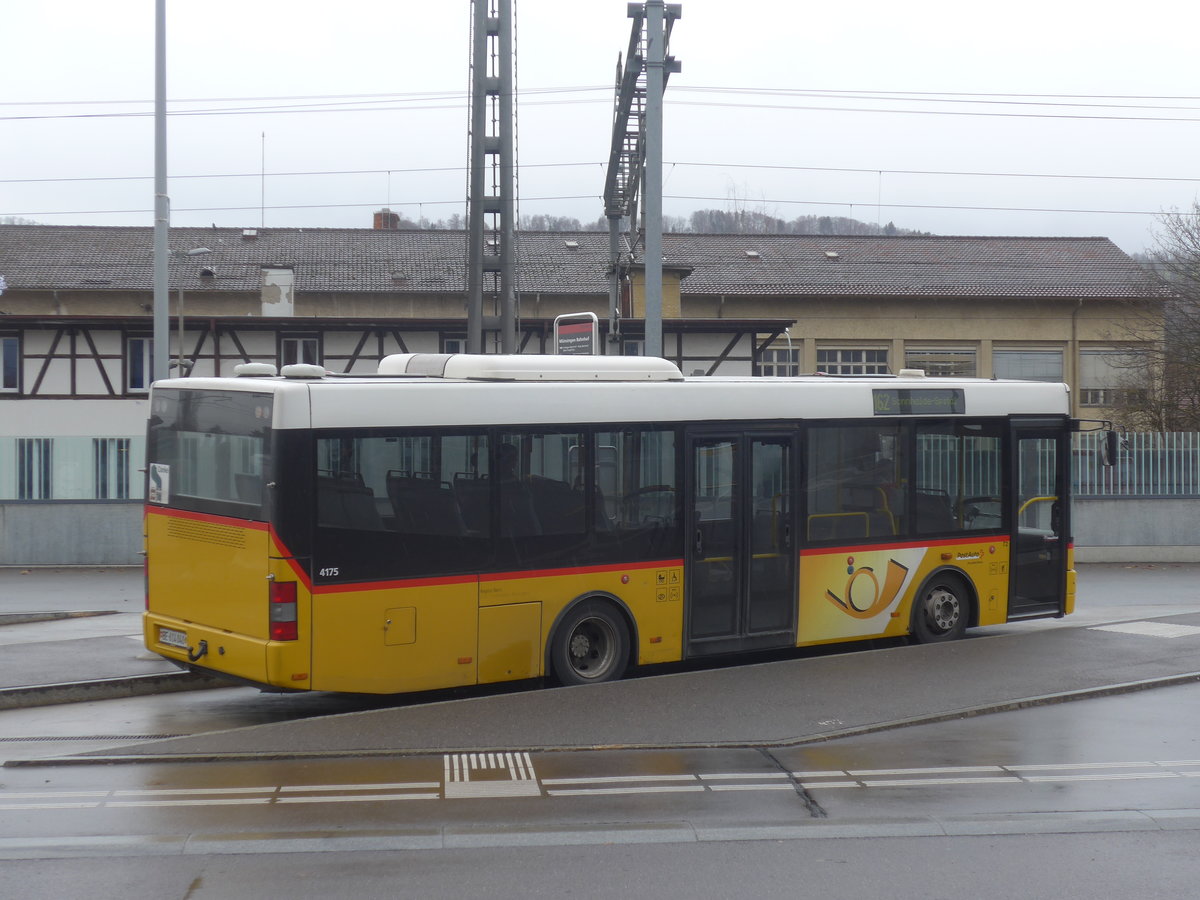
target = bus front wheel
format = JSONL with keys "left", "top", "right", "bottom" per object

{"left": 910, "top": 574, "right": 970, "bottom": 644}
{"left": 551, "top": 600, "right": 630, "bottom": 686}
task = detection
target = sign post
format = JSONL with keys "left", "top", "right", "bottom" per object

{"left": 554, "top": 312, "right": 600, "bottom": 355}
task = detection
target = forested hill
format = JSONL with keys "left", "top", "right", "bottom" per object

{"left": 377, "top": 209, "right": 928, "bottom": 236}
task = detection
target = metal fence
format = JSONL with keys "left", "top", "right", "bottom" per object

{"left": 1074, "top": 432, "right": 1200, "bottom": 498}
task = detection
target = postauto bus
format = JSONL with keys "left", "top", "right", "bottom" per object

{"left": 143, "top": 353, "right": 1090, "bottom": 694}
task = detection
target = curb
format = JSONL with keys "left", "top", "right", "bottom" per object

{"left": 0, "top": 671, "right": 230, "bottom": 711}
{"left": 0, "top": 610, "right": 118, "bottom": 627}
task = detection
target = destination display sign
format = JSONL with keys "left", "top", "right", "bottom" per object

{"left": 872, "top": 388, "right": 965, "bottom": 416}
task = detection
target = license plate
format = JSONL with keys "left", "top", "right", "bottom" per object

{"left": 159, "top": 627, "right": 189, "bottom": 650}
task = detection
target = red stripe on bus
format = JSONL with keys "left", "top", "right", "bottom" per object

{"left": 312, "top": 559, "right": 684, "bottom": 596}
{"left": 483, "top": 559, "right": 682, "bottom": 583}
{"left": 314, "top": 573, "right": 479, "bottom": 594}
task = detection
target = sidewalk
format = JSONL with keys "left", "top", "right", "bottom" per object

{"left": 2, "top": 565, "right": 1199, "bottom": 760}
{"left": 0, "top": 567, "right": 221, "bottom": 709}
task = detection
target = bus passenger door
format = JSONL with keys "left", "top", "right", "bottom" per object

{"left": 1009, "top": 421, "right": 1069, "bottom": 618}
{"left": 686, "top": 433, "right": 797, "bottom": 656}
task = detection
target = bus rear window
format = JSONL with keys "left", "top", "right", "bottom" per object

{"left": 147, "top": 388, "right": 273, "bottom": 519}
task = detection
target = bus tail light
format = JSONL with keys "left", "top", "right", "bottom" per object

{"left": 269, "top": 581, "right": 298, "bottom": 641}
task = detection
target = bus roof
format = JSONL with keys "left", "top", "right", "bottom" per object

{"left": 153, "top": 355, "right": 1071, "bottom": 430}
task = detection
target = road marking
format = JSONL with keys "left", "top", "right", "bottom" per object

{"left": 106, "top": 798, "right": 273, "bottom": 808}
{"left": 862, "top": 777, "right": 1024, "bottom": 787}
{"left": 848, "top": 766, "right": 1007, "bottom": 776}
{"left": 111, "top": 787, "right": 277, "bottom": 796}
{"left": 277, "top": 783, "right": 440, "bottom": 793}
{"left": 542, "top": 774, "right": 698, "bottom": 785}
{"left": 444, "top": 752, "right": 540, "bottom": 799}
{"left": 546, "top": 786, "right": 708, "bottom": 797}
{"left": 1020, "top": 773, "right": 1180, "bottom": 783}
{"left": 0, "top": 802, "right": 102, "bottom": 810}
{"left": 6, "top": 757, "right": 1200, "bottom": 812}
{"left": 1005, "top": 761, "right": 1156, "bottom": 771}
{"left": 1, "top": 791, "right": 109, "bottom": 800}
{"left": 275, "top": 793, "right": 439, "bottom": 803}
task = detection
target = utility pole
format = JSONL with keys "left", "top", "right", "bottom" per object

{"left": 152, "top": 0, "right": 170, "bottom": 382}
{"left": 602, "top": 3, "right": 681, "bottom": 359}
{"left": 466, "top": 0, "right": 518, "bottom": 354}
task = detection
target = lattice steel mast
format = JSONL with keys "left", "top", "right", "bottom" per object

{"left": 466, "top": 0, "right": 518, "bottom": 354}
{"left": 603, "top": 2, "right": 681, "bottom": 358}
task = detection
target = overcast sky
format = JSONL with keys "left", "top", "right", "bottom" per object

{"left": 4, "top": 0, "right": 1199, "bottom": 252}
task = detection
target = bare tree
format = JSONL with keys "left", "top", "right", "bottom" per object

{"left": 1111, "top": 203, "right": 1200, "bottom": 430}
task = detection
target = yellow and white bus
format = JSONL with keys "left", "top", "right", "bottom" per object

{"left": 144, "top": 354, "right": 1082, "bottom": 694}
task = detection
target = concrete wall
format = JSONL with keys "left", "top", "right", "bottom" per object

{"left": 0, "top": 502, "right": 141, "bottom": 566}
{"left": 1072, "top": 497, "right": 1200, "bottom": 563}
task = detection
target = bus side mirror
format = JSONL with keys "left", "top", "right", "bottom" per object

{"left": 1101, "top": 431, "right": 1120, "bottom": 467}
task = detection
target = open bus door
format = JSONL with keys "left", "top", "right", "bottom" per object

{"left": 1008, "top": 418, "right": 1070, "bottom": 618}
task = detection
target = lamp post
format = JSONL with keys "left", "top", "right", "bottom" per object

{"left": 173, "top": 247, "right": 212, "bottom": 376}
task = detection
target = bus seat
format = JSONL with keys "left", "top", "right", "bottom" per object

{"left": 499, "top": 481, "right": 542, "bottom": 537}
{"left": 453, "top": 477, "right": 491, "bottom": 535}
{"left": 527, "top": 476, "right": 586, "bottom": 535}
{"left": 387, "top": 474, "right": 466, "bottom": 536}
{"left": 318, "top": 475, "right": 384, "bottom": 531}
{"left": 915, "top": 490, "right": 955, "bottom": 533}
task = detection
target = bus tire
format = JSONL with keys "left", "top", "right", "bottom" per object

{"left": 550, "top": 600, "right": 630, "bottom": 686}
{"left": 910, "top": 573, "right": 970, "bottom": 644}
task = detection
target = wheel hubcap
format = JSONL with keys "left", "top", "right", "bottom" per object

{"left": 568, "top": 618, "right": 614, "bottom": 677}
{"left": 927, "top": 588, "right": 960, "bottom": 632}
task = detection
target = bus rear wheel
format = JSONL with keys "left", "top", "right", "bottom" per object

{"left": 910, "top": 574, "right": 970, "bottom": 643}
{"left": 551, "top": 600, "right": 630, "bottom": 686}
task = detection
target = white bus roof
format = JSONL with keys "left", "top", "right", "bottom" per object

{"left": 155, "top": 355, "right": 1070, "bottom": 430}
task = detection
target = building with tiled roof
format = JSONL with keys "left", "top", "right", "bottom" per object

{"left": 0, "top": 222, "right": 1164, "bottom": 564}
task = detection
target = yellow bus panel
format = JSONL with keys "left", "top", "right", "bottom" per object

{"left": 310, "top": 579, "right": 479, "bottom": 694}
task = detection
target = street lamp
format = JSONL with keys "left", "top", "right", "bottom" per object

{"left": 173, "top": 247, "right": 212, "bottom": 375}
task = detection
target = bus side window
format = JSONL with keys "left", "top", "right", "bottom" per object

{"left": 914, "top": 421, "right": 1004, "bottom": 534}
{"left": 806, "top": 424, "right": 905, "bottom": 541}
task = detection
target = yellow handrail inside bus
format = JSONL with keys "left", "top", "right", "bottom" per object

{"left": 1018, "top": 495, "right": 1057, "bottom": 516}
{"left": 807, "top": 511, "right": 871, "bottom": 539}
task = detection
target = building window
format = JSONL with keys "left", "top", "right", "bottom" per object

{"left": 904, "top": 348, "right": 977, "bottom": 378}
{"left": 1, "top": 336, "right": 19, "bottom": 392}
{"left": 621, "top": 340, "right": 645, "bottom": 357}
{"left": 441, "top": 336, "right": 467, "bottom": 355}
{"left": 280, "top": 336, "right": 320, "bottom": 367}
{"left": 93, "top": 438, "right": 132, "bottom": 499}
{"left": 127, "top": 337, "right": 153, "bottom": 392}
{"left": 817, "top": 348, "right": 888, "bottom": 375}
{"left": 759, "top": 346, "right": 800, "bottom": 377}
{"left": 1079, "top": 349, "right": 1148, "bottom": 407}
{"left": 17, "top": 438, "right": 53, "bottom": 499}
{"left": 992, "top": 348, "right": 1063, "bottom": 382}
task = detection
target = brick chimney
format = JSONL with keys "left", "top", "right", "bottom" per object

{"left": 373, "top": 208, "right": 401, "bottom": 230}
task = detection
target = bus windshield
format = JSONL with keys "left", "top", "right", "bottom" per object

{"left": 147, "top": 388, "right": 273, "bottom": 520}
